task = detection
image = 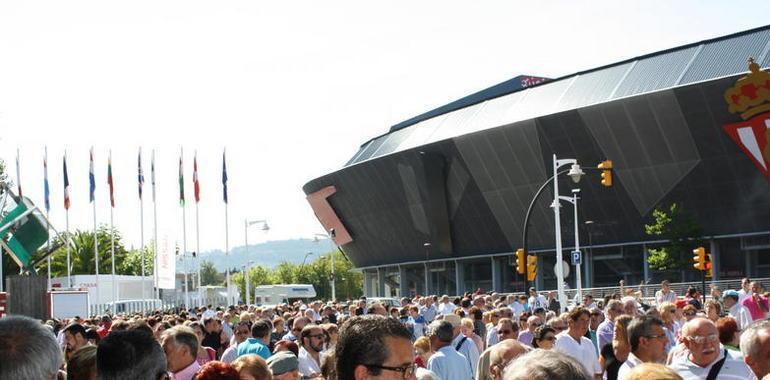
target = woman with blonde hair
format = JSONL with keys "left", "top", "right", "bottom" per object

{"left": 600, "top": 314, "right": 633, "bottom": 380}
{"left": 657, "top": 301, "right": 679, "bottom": 352}
{"left": 626, "top": 362, "right": 682, "bottom": 380}
{"left": 413, "top": 336, "right": 433, "bottom": 368}
{"left": 461, "top": 317, "right": 484, "bottom": 353}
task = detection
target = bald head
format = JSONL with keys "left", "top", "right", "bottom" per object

{"left": 489, "top": 339, "right": 529, "bottom": 379}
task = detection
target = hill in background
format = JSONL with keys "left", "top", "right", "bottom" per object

{"left": 176, "top": 238, "right": 335, "bottom": 272}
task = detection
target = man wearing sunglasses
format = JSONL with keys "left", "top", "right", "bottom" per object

{"left": 517, "top": 315, "right": 542, "bottom": 347}
{"left": 669, "top": 318, "right": 754, "bottom": 379}
{"left": 298, "top": 325, "right": 325, "bottom": 378}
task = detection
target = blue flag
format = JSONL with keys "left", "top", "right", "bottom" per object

{"left": 43, "top": 149, "right": 50, "bottom": 212}
{"left": 222, "top": 150, "right": 228, "bottom": 204}
{"left": 89, "top": 148, "right": 95, "bottom": 203}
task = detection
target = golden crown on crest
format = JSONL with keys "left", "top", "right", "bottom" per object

{"left": 724, "top": 57, "right": 770, "bottom": 120}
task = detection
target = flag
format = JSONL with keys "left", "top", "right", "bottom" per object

{"left": 63, "top": 153, "right": 71, "bottom": 210}
{"left": 108, "top": 151, "right": 115, "bottom": 208}
{"left": 89, "top": 148, "right": 95, "bottom": 203}
{"left": 44, "top": 147, "right": 50, "bottom": 212}
{"left": 138, "top": 149, "right": 144, "bottom": 200}
{"left": 193, "top": 153, "right": 200, "bottom": 203}
{"left": 178, "top": 152, "right": 185, "bottom": 206}
{"left": 151, "top": 150, "right": 156, "bottom": 203}
{"left": 222, "top": 150, "right": 228, "bottom": 204}
{"left": 15, "top": 148, "right": 22, "bottom": 197}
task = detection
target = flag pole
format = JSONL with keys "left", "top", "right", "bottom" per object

{"left": 16, "top": 147, "right": 22, "bottom": 197}
{"left": 90, "top": 147, "right": 100, "bottom": 314}
{"left": 109, "top": 150, "right": 116, "bottom": 307}
{"left": 223, "top": 149, "right": 231, "bottom": 306}
{"left": 194, "top": 151, "right": 202, "bottom": 307}
{"left": 152, "top": 150, "right": 159, "bottom": 301}
{"left": 138, "top": 148, "right": 146, "bottom": 311}
{"left": 180, "top": 148, "right": 189, "bottom": 309}
{"left": 64, "top": 150, "right": 72, "bottom": 288}
{"left": 44, "top": 146, "right": 51, "bottom": 290}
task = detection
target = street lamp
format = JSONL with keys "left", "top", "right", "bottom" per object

{"left": 244, "top": 219, "right": 269, "bottom": 305}
{"left": 244, "top": 260, "right": 254, "bottom": 305}
{"left": 520, "top": 157, "right": 584, "bottom": 299}
{"left": 299, "top": 252, "right": 314, "bottom": 276}
{"left": 558, "top": 189, "right": 583, "bottom": 303}
{"left": 313, "top": 228, "right": 337, "bottom": 301}
{"left": 550, "top": 155, "right": 583, "bottom": 311}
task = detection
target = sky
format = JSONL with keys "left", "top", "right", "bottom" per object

{"left": 1, "top": 1, "right": 769, "bottom": 256}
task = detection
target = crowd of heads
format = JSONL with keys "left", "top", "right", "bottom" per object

{"left": 0, "top": 278, "right": 768, "bottom": 380}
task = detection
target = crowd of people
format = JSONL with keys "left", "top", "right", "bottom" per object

{"left": 0, "top": 277, "right": 769, "bottom": 380}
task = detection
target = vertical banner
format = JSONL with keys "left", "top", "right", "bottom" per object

{"left": 156, "top": 232, "right": 176, "bottom": 289}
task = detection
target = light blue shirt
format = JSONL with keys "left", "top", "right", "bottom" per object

{"left": 236, "top": 338, "right": 271, "bottom": 360}
{"left": 453, "top": 333, "right": 480, "bottom": 376}
{"left": 427, "top": 346, "right": 473, "bottom": 380}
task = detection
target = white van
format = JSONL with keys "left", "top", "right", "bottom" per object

{"left": 253, "top": 284, "right": 316, "bottom": 305}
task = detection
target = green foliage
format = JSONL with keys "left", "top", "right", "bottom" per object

{"left": 119, "top": 245, "right": 155, "bottom": 276}
{"left": 200, "top": 260, "right": 223, "bottom": 286}
{"left": 233, "top": 250, "right": 363, "bottom": 302}
{"left": 37, "top": 226, "right": 132, "bottom": 277}
{"left": 644, "top": 203, "right": 703, "bottom": 271}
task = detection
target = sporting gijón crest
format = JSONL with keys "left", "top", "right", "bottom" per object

{"left": 723, "top": 58, "right": 770, "bottom": 180}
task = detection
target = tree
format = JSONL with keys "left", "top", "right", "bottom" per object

{"left": 645, "top": 203, "right": 703, "bottom": 272}
{"left": 120, "top": 245, "right": 155, "bottom": 276}
{"left": 200, "top": 260, "right": 223, "bottom": 286}
{"left": 38, "top": 225, "right": 130, "bottom": 277}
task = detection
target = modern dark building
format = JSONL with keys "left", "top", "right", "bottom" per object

{"left": 303, "top": 25, "right": 770, "bottom": 297}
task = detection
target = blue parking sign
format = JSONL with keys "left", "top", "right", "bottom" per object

{"left": 571, "top": 250, "right": 582, "bottom": 265}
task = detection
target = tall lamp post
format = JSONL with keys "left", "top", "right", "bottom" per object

{"left": 244, "top": 219, "right": 269, "bottom": 305}
{"left": 558, "top": 188, "right": 583, "bottom": 302}
{"left": 520, "top": 156, "right": 584, "bottom": 302}
{"left": 550, "top": 154, "right": 584, "bottom": 311}
{"left": 299, "top": 252, "right": 314, "bottom": 278}
{"left": 313, "top": 229, "right": 337, "bottom": 301}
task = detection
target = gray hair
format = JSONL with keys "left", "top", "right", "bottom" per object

{"left": 161, "top": 325, "right": 199, "bottom": 357}
{"left": 627, "top": 316, "right": 664, "bottom": 352}
{"left": 503, "top": 349, "right": 591, "bottom": 380}
{"left": 427, "top": 320, "right": 454, "bottom": 343}
{"left": 0, "top": 315, "right": 63, "bottom": 380}
{"left": 740, "top": 319, "right": 770, "bottom": 360}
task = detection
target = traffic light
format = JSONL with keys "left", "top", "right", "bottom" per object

{"left": 706, "top": 254, "right": 713, "bottom": 277}
{"left": 598, "top": 160, "right": 613, "bottom": 187}
{"left": 692, "top": 247, "right": 706, "bottom": 270}
{"left": 527, "top": 255, "right": 537, "bottom": 281}
{"left": 516, "top": 248, "right": 526, "bottom": 274}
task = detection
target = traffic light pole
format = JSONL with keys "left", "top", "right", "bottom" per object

{"left": 521, "top": 170, "right": 564, "bottom": 293}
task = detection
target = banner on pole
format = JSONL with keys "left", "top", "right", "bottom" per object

{"left": 156, "top": 233, "right": 176, "bottom": 289}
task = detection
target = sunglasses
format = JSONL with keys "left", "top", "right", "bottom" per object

{"left": 541, "top": 336, "right": 556, "bottom": 341}
{"left": 499, "top": 329, "right": 514, "bottom": 335}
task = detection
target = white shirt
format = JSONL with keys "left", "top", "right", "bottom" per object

{"left": 528, "top": 295, "right": 547, "bottom": 311}
{"left": 202, "top": 309, "right": 217, "bottom": 320}
{"left": 668, "top": 348, "right": 756, "bottom": 380}
{"left": 510, "top": 302, "right": 525, "bottom": 318}
{"left": 737, "top": 289, "right": 751, "bottom": 304}
{"left": 728, "top": 303, "right": 752, "bottom": 331}
{"left": 297, "top": 346, "right": 322, "bottom": 378}
{"left": 554, "top": 331, "right": 602, "bottom": 376}
{"left": 438, "top": 302, "right": 456, "bottom": 315}
{"left": 617, "top": 352, "right": 644, "bottom": 380}
{"left": 220, "top": 345, "right": 239, "bottom": 364}
{"left": 656, "top": 289, "right": 677, "bottom": 304}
